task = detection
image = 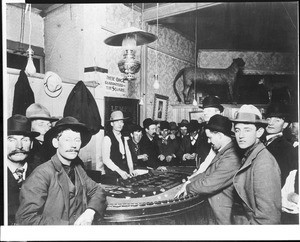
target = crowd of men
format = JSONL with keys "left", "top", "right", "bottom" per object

{"left": 6, "top": 95, "right": 299, "bottom": 225}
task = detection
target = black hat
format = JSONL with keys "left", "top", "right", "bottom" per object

{"left": 44, "top": 116, "right": 92, "bottom": 148}
{"left": 169, "top": 121, "right": 178, "bottom": 130}
{"left": 188, "top": 120, "right": 200, "bottom": 133}
{"left": 160, "top": 121, "right": 170, "bottom": 130}
{"left": 178, "top": 119, "right": 189, "bottom": 128}
{"left": 8, "top": 114, "right": 40, "bottom": 137}
{"left": 199, "top": 95, "right": 224, "bottom": 113}
{"left": 205, "top": 114, "right": 234, "bottom": 137}
{"left": 143, "top": 118, "right": 157, "bottom": 129}
{"left": 129, "top": 123, "right": 143, "bottom": 133}
{"left": 266, "top": 102, "right": 289, "bottom": 120}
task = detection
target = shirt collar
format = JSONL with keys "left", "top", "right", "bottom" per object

{"left": 7, "top": 161, "right": 28, "bottom": 180}
{"left": 266, "top": 132, "right": 283, "bottom": 141}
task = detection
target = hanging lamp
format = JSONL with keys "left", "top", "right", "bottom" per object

{"left": 192, "top": 4, "right": 198, "bottom": 106}
{"left": 25, "top": 4, "right": 36, "bottom": 76}
{"left": 104, "top": 4, "right": 157, "bottom": 81}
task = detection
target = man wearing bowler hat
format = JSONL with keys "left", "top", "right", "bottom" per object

{"left": 102, "top": 110, "right": 136, "bottom": 179}
{"left": 6, "top": 114, "right": 40, "bottom": 225}
{"left": 16, "top": 116, "right": 107, "bottom": 225}
{"left": 231, "top": 105, "right": 281, "bottom": 224}
{"left": 26, "top": 103, "right": 59, "bottom": 167}
{"left": 265, "top": 102, "right": 297, "bottom": 187}
{"left": 196, "top": 95, "right": 225, "bottom": 172}
{"left": 175, "top": 115, "right": 241, "bottom": 224}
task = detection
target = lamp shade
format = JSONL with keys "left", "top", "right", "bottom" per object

{"left": 104, "top": 27, "right": 157, "bottom": 46}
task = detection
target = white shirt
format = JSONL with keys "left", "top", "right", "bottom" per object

{"left": 190, "top": 134, "right": 198, "bottom": 146}
{"left": 102, "top": 133, "right": 133, "bottom": 173}
{"left": 7, "top": 161, "right": 28, "bottom": 181}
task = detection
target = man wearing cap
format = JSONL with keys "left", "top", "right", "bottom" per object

{"left": 265, "top": 102, "right": 297, "bottom": 186}
{"left": 26, "top": 103, "right": 59, "bottom": 167}
{"left": 231, "top": 105, "right": 281, "bottom": 224}
{"left": 102, "top": 110, "right": 135, "bottom": 179}
{"left": 6, "top": 114, "right": 40, "bottom": 225}
{"left": 157, "top": 121, "right": 180, "bottom": 166}
{"left": 16, "top": 117, "right": 107, "bottom": 225}
{"left": 127, "top": 123, "right": 148, "bottom": 168}
{"left": 175, "top": 115, "right": 241, "bottom": 224}
{"left": 139, "top": 118, "right": 160, "bottom": 169}
{"left": 178, "top": 119, "right": 189, "bottom": 141}
{"left": 177, "top": 120, "right": 202, "bottom": 166}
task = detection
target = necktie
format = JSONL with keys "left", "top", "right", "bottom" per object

{"left": 15, "top": 167, "right": 25, "bottom": 183}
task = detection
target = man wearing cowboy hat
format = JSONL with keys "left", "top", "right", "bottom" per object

{"left": 175, "top": 115, "right": 241, "bottom": 224}
{"left": 265, "top": 102, "right": 297, "bottom": 187}
{"left": 16, "top": 116, "right": 107, "bottom": 225}
{"left": 102, "top": 110, "right": 136, "bottom": 180}
{"left": 26, "top": 103, "right": 59, "bottom": 167}
{"left": 6, "top": 114, "right": 40, "bottom": 225}
{"left": 231, "top": 105, "right": 281, "bottom": 224}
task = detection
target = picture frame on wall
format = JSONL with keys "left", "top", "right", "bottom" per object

{"left": 189, "top": 110, "right": 205, "bottom": 123}
{"left": 153, "top": 94, "right": 169, "bottom": 121}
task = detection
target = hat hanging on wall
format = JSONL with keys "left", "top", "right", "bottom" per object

{"left": 44, "top": 71, "right": 63, "bottom": 98}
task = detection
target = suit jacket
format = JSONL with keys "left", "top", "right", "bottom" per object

{"left": 233, "top": 142, "right": 281, "bottom": 225}
{"left": 7, "top": 161, "right": 35, "bottom": 225}
{"left": 140, "top": 135, "right": 159, "bottom": 169}
{"left": 186, "top": 141, "right": 241, "bottom": 224}
{"left": 266, "top": 135, "right": 297, "bottom": 186}
{"left": 157, "top": 136, "right": 180, "bottom": 166}
{"left": 177, "top": 134, "right": 203, "bottom": 166}
{"left": 16, "top": 154, "right": 107, "bottom": 225}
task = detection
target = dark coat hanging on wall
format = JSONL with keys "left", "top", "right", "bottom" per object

{"left": 12, "top": 70, "right": 35, "bottom": 116}
{"left": 63, "top": 80, "right": 103, "bottom": 135}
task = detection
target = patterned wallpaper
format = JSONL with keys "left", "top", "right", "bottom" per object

{"left": 198, "top": 50, "right": 296, "bottom": 74}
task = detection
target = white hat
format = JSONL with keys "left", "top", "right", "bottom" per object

{"left": 230, "top": 104, "right": 268, "bottom": 125}
{"left": 44, "top": 71, "right": 63, "bottom": 98}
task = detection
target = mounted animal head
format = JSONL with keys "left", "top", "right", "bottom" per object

{"left": 233, "top": 58, "right": 246, "bottom": 68}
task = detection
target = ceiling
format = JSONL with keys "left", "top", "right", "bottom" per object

{"left": 24, "top": 3, "right": 299, "bottom": 53}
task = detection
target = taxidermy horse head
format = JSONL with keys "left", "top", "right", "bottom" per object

{"left": 173, "top": 58, "right": 245, "bottom": 103}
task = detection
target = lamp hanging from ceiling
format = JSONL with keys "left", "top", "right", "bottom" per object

{"left": 25, "top": 4, "right": 36, "bottom": 76}
{"left": 104, "top": 4, "right": 157, "bottom": 81}
{"left": 192, "top": 3, "right": 198, "bottom": 106}
{"left": 153, "top": 3, "right": 160, "bottom": 90}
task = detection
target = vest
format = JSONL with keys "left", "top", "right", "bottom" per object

{"left": 105, "top": 132, "right": 129, "bottom": 175}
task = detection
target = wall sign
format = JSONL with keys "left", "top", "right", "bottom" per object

{"left": 104, "top": 74, "right": 128, "bottom": 97}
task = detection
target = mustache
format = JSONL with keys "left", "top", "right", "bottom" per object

{"left": 66, "top": 149, "right": 79, "bottom": 153}
{"left": 10, "top": 150, "right": 30, "bottom": 155}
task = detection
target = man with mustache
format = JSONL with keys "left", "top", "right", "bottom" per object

{"left": 231, "top": 105, "right": 281, "bottom": 224}
{"left": 16, "top": 116, "right": 107, "bottom": 225}
{"left": 6, "top": 114, "right": 40, "bottom": 225}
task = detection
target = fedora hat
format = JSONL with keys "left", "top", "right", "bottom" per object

{"left": 26, "top": 103, "right": 59, "bottom": 121}
{"left": 143, "top": 118, "right": 157, "bottom": 129}
{"left": 199, "top": 95, "right": 224, "bottom": 113}
{"left": 8, "top": 114, "right": 40, "bottom": 137}
{"left": 230, "top": 104, "right": 268, "bottom": 126}
{"left": 169, "top": 121, "right": 178, "bottom": 131}
{"left": 178, "top": 119, "right": 189, "bottom": 128}
{"left": 188, "top": 120, "right": 200, "bottom": 133}
{"left": 160, "top": 121, "right": 170, "bottom": 130}
{"left": 265, "top": 102, "right": 289, "bottom": 120}
{"left": 44, "top": 71, "right": 63, "bottom": 98}
{"left": 107, "top": 110, "right": 129, "bottom": 122}
{"left": 44, "top": 116, "right": 92, "bottom": 148}
{"left": 205, "top": 114, "right": 233, "bottom": 137}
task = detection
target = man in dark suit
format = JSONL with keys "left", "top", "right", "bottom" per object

{"left": 175, "top": 115, "right": 241, "bottom": 224}
{"left": 139, "top": 118, "right": 160, "bottom": 169}
{"left": 6, "top": 114, "right": 40, "bottom": 225}
{"left": 265, "top": 102, "right": 297, "bottom": 186}
{"left": 177, "top": 120, "right": 201, "bottom": 167}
